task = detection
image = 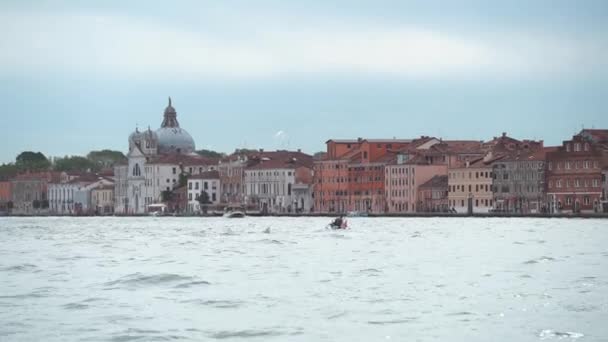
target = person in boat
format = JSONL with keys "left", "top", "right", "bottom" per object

{"left": 332, "top": 215, "right": 346, "bottom": 229}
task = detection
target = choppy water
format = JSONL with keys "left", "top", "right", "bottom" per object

{"left": 1, "top": 217, "right": 607, "bottom": 342}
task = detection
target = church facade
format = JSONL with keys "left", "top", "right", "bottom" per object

{"left": 114, "top": 98, "right": 216, "bottom": 214}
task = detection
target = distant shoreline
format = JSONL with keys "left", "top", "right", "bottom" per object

{"left": 2, "top": 213, "right": 608, "bottom": 219}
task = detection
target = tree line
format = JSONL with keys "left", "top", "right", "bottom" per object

{"left": 0, "top": 150, "right": 127, "bottom": 180}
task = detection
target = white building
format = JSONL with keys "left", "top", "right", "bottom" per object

{"left": 187, "top": 171, "right": 221, "bottom": 213}
{"left": 243, "top": 151, "right": 313, "bottom": 213}
{"left": 49, "top": 175, "right": 114, "bottom": 215}
{"left": 114, "top": 97, "right": 217, "bottom": 214}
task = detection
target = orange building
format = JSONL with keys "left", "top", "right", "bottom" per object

{"left": 0, "top": 181, "right": 11, "bottom": 212}
{"left": 313, "top": 138, "right": 412, "bottom": 213}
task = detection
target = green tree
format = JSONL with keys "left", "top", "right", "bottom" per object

{"left": 197, "top": 191, "right": 211, "bottom": 214}
{"left": 161, "top": 190, "right": 173, "bottom": 203}
{"left": 15, "top": 152, "right": 51, "bottom": 172}
{"left": 54, "top": 156, "right": 98, "bottom": 172}
{"left": 86, "top": 150, "right": 127, "bottom": 169}
{"left": 195, "top": 149, "right": 225, "bottom": 159}
{"left": 0, "top": 163, "right": 19, "bottom": 180}
{"left": 178, "top": 173, "right": 188, "bottom": 188}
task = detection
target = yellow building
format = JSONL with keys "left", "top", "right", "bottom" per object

{"left": 91, "top": 185, "right": 114, "bottom": 215}
{"left": 448, "top": 157, "right": 502, "bottom": 213}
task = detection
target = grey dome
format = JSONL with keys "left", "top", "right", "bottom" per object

{"left": 155, "top": 97, "right": 196, "bottom": 154}
{"left": 156, "top": 127, "right": 195, "bottom": 154}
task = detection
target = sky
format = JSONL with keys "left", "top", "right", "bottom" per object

{"left": 1, "top": 0, "right": 607, "bottom": 163}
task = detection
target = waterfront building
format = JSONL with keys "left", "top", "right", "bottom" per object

{"left": 187, "top": 170, "right": 221, "bottom": 213}
{"left": 385, "top": 155, "right": 448, "bottom": 213}
{"left": 10, "top": 172, "right": 60, "bottom": 215}
{"left": 448, "top": 156, "right": 501, "bottom": 213}
{"left": 244, "top": 150, "right": 313, "bottom": 213}
{"left": 602, "top": 169, "right": 608, "bottom": 212}
{"left": 545, "top": 129, "right": 608, "bottom": 213}
{"left": 0, "top": 181, "right": 11, "bottom": 213}
{"left": 218, "top": 154, "right": 248, "bottom": 205}
{"left": 313, "top": 138, "right": 413, "bottom": 213}
{"left": 48, "top": 174, "right": 114, "bottom": 215}
{"left": 417, "top": 175, "right": 449, "bottom": 212}
{"left": 91, "top": 184, "right": 115, "bottom": 215}
{"left": 114, "top": 98, "right": 218, "bottom": 214}
{"left": 491, "top": 147, "right": 555, "bottom": 213}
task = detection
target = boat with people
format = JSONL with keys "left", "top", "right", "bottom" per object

{"left": 223, "top": 206, "right": 246, "bottom": 218}
{"left": 327, "top": 215, "right": 349, "bottom": 230}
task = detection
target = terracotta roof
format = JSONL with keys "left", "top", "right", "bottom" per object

{"left": 246, "top": 151, "right": 313, "bottom": 170}
{"left": 189, "top": 170, "right": 220, "bottom": 179}
{"left": 148, "top": 154, "right": 218, "bottom": 166}
{"left": 580, "top": 129, "right": 608, "bottom": 143}
{"left": 419, "top": 175, "right": 448, "bottom": 189}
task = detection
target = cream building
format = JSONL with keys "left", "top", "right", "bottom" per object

{"left": 448, "top": 157, "right": 499, "bottom": 213}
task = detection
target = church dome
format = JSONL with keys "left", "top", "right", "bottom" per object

{"left": 156, "top": 97, "right": 196, "bottom": 154}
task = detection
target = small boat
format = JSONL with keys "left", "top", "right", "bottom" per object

{"left": 327, "top": 219, "right": 348, "bottom": 230}
{"left": 224, "top": 206, "right": 246, "bottom": 218}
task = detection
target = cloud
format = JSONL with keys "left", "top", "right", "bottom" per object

{"left": 1, "top": 9, "right": 606, "bottom": 80}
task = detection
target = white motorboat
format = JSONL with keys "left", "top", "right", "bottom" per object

{"left": 223, "top": 206, "right": 246, "bottom": 218}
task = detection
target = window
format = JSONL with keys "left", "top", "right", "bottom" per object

{"left": 593, "top": 179, "right": 599, "bottom": 187}
{"left": 574, "top": 179, "right": 580, "bottom": 187}
{"left": 574, "top": 143, "right": 581, "bottom": 152}
{"left": 584, "top": 143, "right": 589, "bottom": 151}
{"left": 166, "top": 178, "right": 170, "bottom": 183}
{"left": 172, "top": 167, "right": 177, "bottom": 174}
{"left": 584, "top": 196, "right": 590, "bottom": 205}
{"left": 188, "top": 193, "right": 192, "bottom": 201}
{"left": 583, "top": 161, "right": 589, "bottom": 169}
{"left": 188, "top": 182, "right": 192, "bottom": 190}
{"left": 566, "top": 197, "right": 572, "bottom": 205}
{"left": 565, "top": 162, "right": 570, "bottom": 170}
{"left": 204, "top": 182, "right": 208, "bottom": 190}
{"left": 195, "top": 182, "right": 199, "bottom": 190}
{"left": 566, "top": 144, "right": 571, "bottom": 152}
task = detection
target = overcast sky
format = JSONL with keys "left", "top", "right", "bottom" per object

{"left": 1, "top": 0, "right": 607, "bottom": 162}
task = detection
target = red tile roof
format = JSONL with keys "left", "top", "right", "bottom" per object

{"left": 148, "top": 154, "right": 218, "bottom": 166}
{"left": 419, "top": 175, "right": 448, "bottom": 189}
{"left": 189, "top": 170, "right": 220, "bottom": 179}
{"left": 246, "top": 151, "right": 313, "bottom": 170}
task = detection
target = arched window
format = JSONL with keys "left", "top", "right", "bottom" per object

{"left": 133, "top": 164, "right": 141, "bottom": 176}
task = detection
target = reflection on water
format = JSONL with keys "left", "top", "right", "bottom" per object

{"left": 0, "top": 217, "right": 607, "bottom": 341}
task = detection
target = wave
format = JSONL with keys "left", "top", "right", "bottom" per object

{"left": 538, "top": 329, "right": 584, "bottom": 339}
{"left": 368, "top": 318, "right": 417, "bottom": 325}
{"left": 0, "top": 264, "right": 38, "bottom": 272}
{"left": 104, "top": 273, "right": 195, "bottom": 287}
{"left": 174, "top": 280, "right": 211, "bottom": 289}
{"left": 181, "top": 299, "right": 243, "bottom": 309}
{"left": 209, "top": 329, "right": 284, "bottom": 339}
{"left": 524, "top": 256, "right": 556, "bottom": 264}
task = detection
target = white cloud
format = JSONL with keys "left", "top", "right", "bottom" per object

{"left": 0, "top": 10, "right": 606, "bottom": 80}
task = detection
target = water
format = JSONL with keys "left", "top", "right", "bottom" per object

{"left": 1, "top": 217, "right": 607, "bottom": 341}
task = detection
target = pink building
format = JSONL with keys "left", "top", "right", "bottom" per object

{"left": 385, "top": 155, "right": 448, "bottom": 213}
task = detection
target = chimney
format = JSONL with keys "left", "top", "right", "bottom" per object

{"left": 357, "top": 137, "right": 363, "bottom": 143}
{"left": 502, "top": 132, "right": 507, "bottom": 137}
{"left": 297, "top": 149, "right": 301, "bottom": 153}
{"left": 259, "top": 148, "right": 264, "bottom": 153}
